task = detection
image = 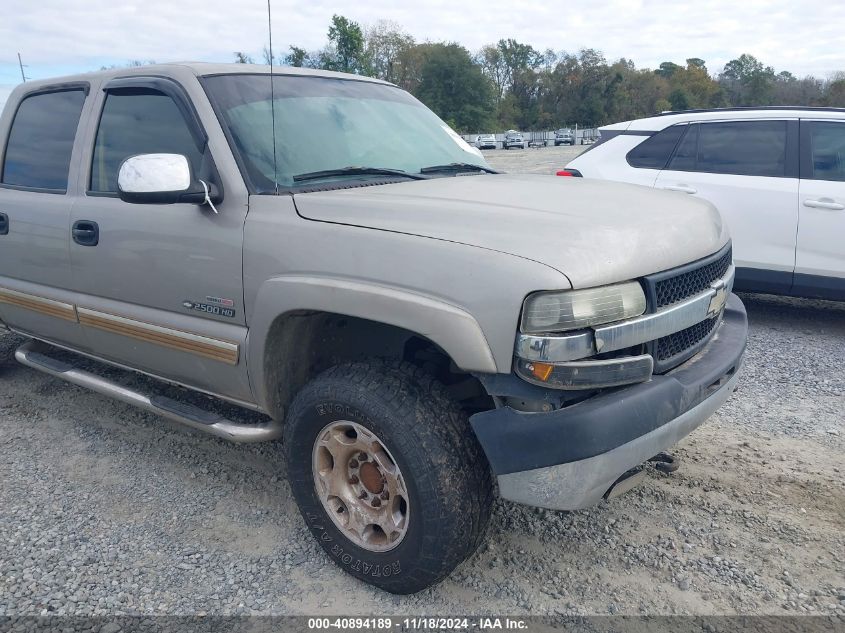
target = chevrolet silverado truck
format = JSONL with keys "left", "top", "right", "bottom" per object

{"left": 0, "top": 63, "right": 747, "bottom": 594}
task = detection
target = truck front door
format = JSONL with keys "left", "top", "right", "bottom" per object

{"left": 68, "top": 75, "right": 254, "bottom": 404}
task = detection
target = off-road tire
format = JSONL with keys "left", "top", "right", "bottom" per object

{"left": 284, "top": 360, "right": 494, "bottom": 594}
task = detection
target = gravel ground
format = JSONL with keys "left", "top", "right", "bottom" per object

{"left": 483, "top": 143, "right": 587, "bottom": 175}
{"left": 0, "top": 145, "right": 843, "bottom": 617}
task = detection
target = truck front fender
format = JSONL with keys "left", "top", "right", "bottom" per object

{"left": 247, "top": 275, "right": 498, "bottom": 412}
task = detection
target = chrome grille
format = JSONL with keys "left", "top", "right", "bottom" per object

{"left": 654, "top": 247, "right": 732, "bottom": 308}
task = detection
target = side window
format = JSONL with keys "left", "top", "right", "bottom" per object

{"left": 668, "top": 124, "right": 698, "bottom": 171}
{"left": 807, "top": 121, "right": 845, "bottom": 182}
{"left": 90, "top": 89, "right": 204, "bottom": 193}
{"left": 1, "top": 89, "right": 86, "bottom": 192}
{"left": 626, "top": 125, "right": 686, "bottom": 169}
{"left": 668, "top": 120, "right": 788, "bottom": 177}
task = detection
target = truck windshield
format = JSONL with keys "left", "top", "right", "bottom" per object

{"left": 203, "top": 74, "right": 490, "bottom": 192}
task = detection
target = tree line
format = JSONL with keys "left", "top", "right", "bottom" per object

{"left": 232, "top": 15, "right": 845, "bottom": 133}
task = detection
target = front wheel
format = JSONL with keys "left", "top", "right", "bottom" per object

{"left": 284, "top": 361, "right": 493, "bottom": 594}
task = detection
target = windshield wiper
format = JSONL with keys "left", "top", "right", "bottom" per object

{"left": 293, "top": 166, "right": 426, "bottom": 182}
{"left": 419, "top": 162, "right": 498, "bottom": 175}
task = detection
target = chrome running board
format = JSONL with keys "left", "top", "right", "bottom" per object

{"left": 14, "top": 339, "right": 282, "bottom": 443}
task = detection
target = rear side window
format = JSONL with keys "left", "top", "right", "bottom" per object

{"left": 90, "top": 89, "right": 204, "bottom": 193}
{"left": 626, "top": 125, "right": 686, "bottom": 169}
{"left": 1, "top": 89, "right": 86, "bottom": 192}
{"left": 668, "top": 124, "right": 698, "bottom": 171}
{"left": 668, "top": 120, "right": 788, "bottom": 177}
{"left": 806, "top": 121, "right": 845, "bottom": 182}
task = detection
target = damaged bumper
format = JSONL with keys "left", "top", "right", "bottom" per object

{"left": 470, "top": 294, "right": 748, "bottom": 511}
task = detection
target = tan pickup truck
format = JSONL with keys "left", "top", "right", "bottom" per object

{"left": 0, "top": 63, "right": 746, "bottom": 593}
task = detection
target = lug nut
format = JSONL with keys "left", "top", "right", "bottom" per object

{"left": 371, "top": 497, "right": 381, "bottom": 507}
{"left": 359, "top": 491, "right": 368, "bottom": 500}
{"left": 358, "top": 452, "right": 369, "bottom": 461}
{"left": 348, "top": 475, "right": 359, "bottom": 485}
{"left": 349, "top": 459, "right": 359, "bottom": 469}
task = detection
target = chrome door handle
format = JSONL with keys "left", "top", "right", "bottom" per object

{"left": 662, "top": 185, "right": 697, "bottom": 194}
{"left": 803, "top": 198, "right": 845, "bottom": 211}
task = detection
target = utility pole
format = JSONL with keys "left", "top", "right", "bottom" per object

{"left": 17, "top": 53, "right": 27, "bottom": 82}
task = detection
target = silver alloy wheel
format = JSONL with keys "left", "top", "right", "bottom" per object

{"left": 312, "top": 420, "right": 410, "bottom": 552}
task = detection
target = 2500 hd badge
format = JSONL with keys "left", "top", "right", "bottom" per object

{"left": 181, "top": 298, "right": 236, "bottom": 318}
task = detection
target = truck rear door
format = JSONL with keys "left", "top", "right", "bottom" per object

{"left": 0, "top": 85, "right": 90, "bottom": 349}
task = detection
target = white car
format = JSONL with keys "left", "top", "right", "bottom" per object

{"left": 475, "top": 133, "right": 497, "bottom": 150}
{"left": 566, "top": 107, "right": 845, "bottom": 300}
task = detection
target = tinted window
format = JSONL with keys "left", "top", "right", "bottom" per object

{"left": 627, "top": 125, "right": 685, "bottom": 169}
{"left": 668, "top": 120, "right": 787, "bottom": 177}
{"left": 668, "top": 124, "right": 698, "bottom": 171}
{"left": 1, "top": 89, "right": 86, "bottom": 191}
{"left": 807, "top": 121, "right": 845, "bottom": 182}
{"left": 90, "top": 90, "right": 204, "bottom": 193}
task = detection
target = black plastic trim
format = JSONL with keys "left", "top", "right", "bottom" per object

{"left": 733, "top": 267, "right": 793, "bottom": 295}
{"left": 791, "top": 273, "right": 845, "bottom": 301}
{"left": 733, "top": 267, "right": 845, "bottom": 301}
{"left": 609, "top": 130, "right": 658, "bottom": 137}
{"left": 473, "top": 373, "right": 573, "bottom": 407}
{"left": 469, "top": 295, "right": 747, "bottom": 476}
{"left": 0, "top": 183, "right": 67, "bottom": 195}
{"left": 102, "top": 76, "right": 207, "bottom": 149}
{"left": 786, "top": 119, "right": 800, "bottom": 178}
{"left": 7, "top": 81, "right": 90, "bottom": 99}
{"left": 653, "top": 106, "right": 845, "bottom": 117}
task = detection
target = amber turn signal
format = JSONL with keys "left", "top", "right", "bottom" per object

{"left": 527, "top": 362, "right": 554, "bottom": 381}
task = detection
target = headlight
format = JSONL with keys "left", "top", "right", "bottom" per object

{"left": 521, "top": 282, "right": 646, "bottom": 333}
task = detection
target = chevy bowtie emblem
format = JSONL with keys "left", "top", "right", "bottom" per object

{"left": 708, "top": 285, "right": 728, "bottom": 316}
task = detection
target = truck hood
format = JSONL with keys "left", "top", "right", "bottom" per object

{"left": 293, "top": 174, "right": 729, "bottom": 288}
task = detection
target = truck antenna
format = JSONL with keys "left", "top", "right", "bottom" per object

{"left": 267, "top": 0, "right": 279, "bottom": 194}
{"left": 17, "top": 53, "right": 28, "bottom": 82}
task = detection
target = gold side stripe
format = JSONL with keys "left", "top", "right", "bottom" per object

{"left": 0, "top": 286, "right": 239, "bottom": 365}
{"left": 0, "top": 288, "right": 78, "bottom": 322}
{"left": 76, "top": 308, "right": 239, "bottom": 366}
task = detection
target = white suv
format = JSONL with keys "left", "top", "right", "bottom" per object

{"left": 566, "top": 107, "right": 845, "bottom": 300}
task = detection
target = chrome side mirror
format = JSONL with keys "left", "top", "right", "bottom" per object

{"left": 118, "top": 154, "right": 191, "bottom": 196}
{"left": 117, "top": 154, "right": 221, "bottom": 211}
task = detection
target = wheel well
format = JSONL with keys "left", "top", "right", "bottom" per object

{"left": 263, "top": 311, "right": 494, "bottom": 421}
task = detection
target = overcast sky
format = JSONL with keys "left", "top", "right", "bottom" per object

{"left": 3, "top": 0, "right": 845, "bottom": 109}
